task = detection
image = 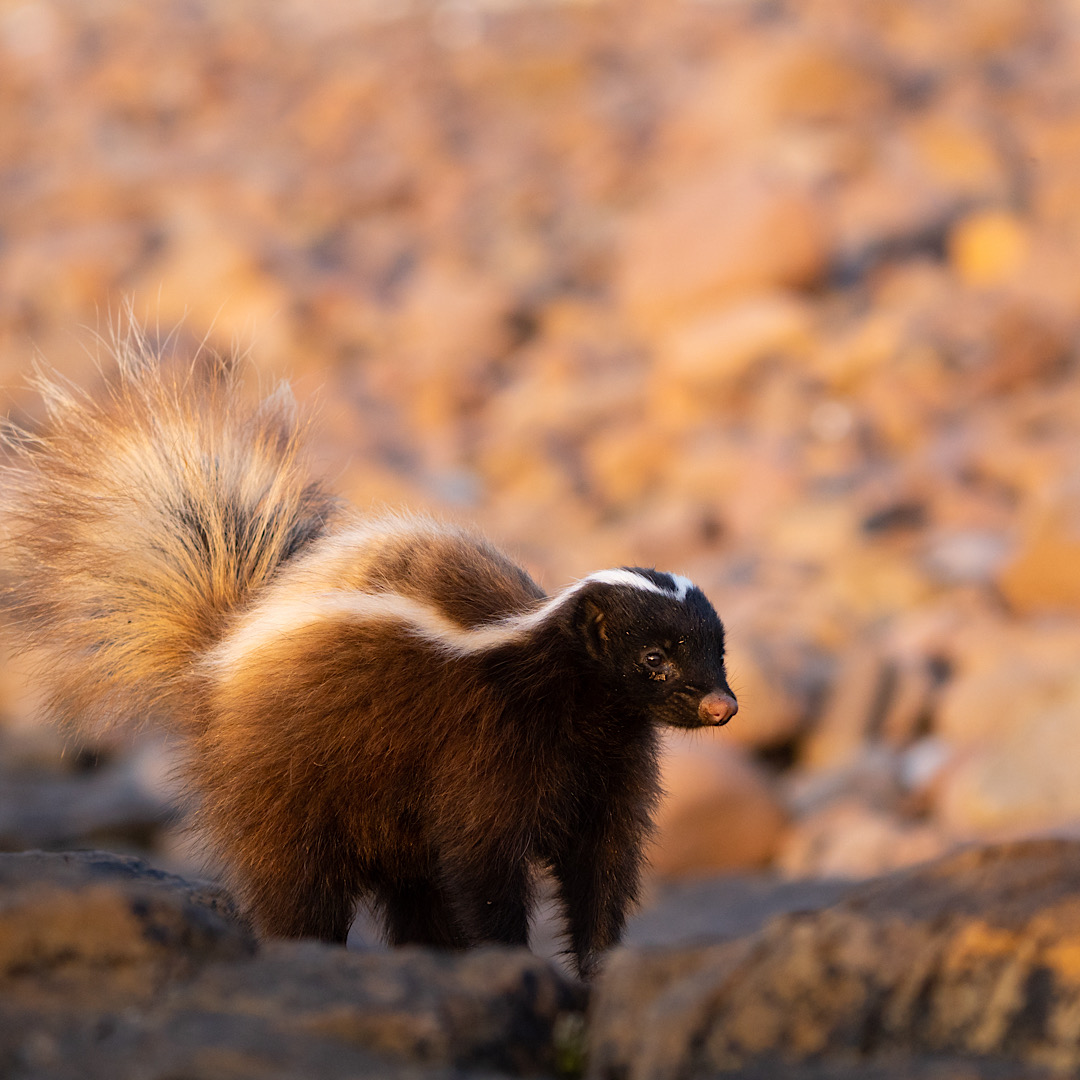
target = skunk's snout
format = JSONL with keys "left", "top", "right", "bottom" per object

{"left": 698, "top": 690, "right": 738, "bottom": 726}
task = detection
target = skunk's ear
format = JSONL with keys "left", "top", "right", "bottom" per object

{"left": 574, "top": 595, "right": 608, "bottom": 661}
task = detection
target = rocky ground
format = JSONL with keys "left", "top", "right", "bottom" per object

{"left": 3, "top": 0, "right": 1080, "bottom": 1075}
{"left": 5, "top": 843, "right": 1080, "bottom": 1078}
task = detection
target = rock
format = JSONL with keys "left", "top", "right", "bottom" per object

{"left": 0, "top": 850, "right": 583, "bottom": 1079}
{"left": 935, "top": 623, "right": 1080, "bottom": 749}
{"left": 16, "top": 944, "right": 584, "bottom": 1080}
{"left": 997, "top": 501, "right": 1080, "bottom": 614}
{"left": 656, "top": 291, "right": 814, "bottom": 390}
{"left": 761, "top": 36, "right": 890, "bottom": 125}
{"left": 650, "top": 734, "right": 789, "bottom": 877}
{"left": 786, "top": 744, "right": 907, "bottom": 818}
{"left": 626, "top": 873, "right": 850, "bottom": 950}
{"left": 813, "top": 310, "right": 905, "bottom": 390}
{"left": 707, "top": 1060, "right": 1049, "bottom": 1079}
{"left": 393, "top": 259, "right": 515, "bottom": 434}
{"left": 906, "top": 110, "right": 1008, "bottom": 205}
{"left": 767, "top": 497, "right": 864, "bottom": 566}
{"left": 136, "top": 202, "right": 294, "bottom": 365}
{"left": 818, "top": 547, "right": 934, "bottom": 626}
{"left": 948, "top": 209, "right": 1030, "bottom": 288}
{"left": 923, "top": 529, "right": 1013, "bottom": 587}
{"left": 580, "top": 419, "right": 672, "bottom": 508}
{"left": 619, "top": 496, "right": 728, "bottom": 570}
{"left": 930, "top": 619, "right": 1080, "bottom": 835}
{"left": 973, "top": 304, "right": 1071, "bottom": 395}
{"left": 0, "top": 736, "right": 174, "bottom": 851}
{"left": 780, "top": 741, "right": 956, "bottom": 879}
{"left": 801, "top": 643, "right": 889, "bottom": 771}
{"left": 935, "top": 703, "right": 1080, "bottom": 838}
{"left": 5, "top": 1012, "right": 452, "bottom": 1080}
{"left": 0, "top": 222, "right": 148, "bottom": 323}
{"left": 878, "top": 655, "right": 942, "bottom": 748}
{"left": 617, "top": 167, "right": 830, "bottom": 337}
{"left": 775, "top": 797, "right": 953, "bottom": 880}
{"left": 164, "top": 942, "right": 583, "bottom": 1076}
{"left": 0, "top": 850, "right": 253, "bottom": 1007}
{"left": 588, "top": 839, "right": 1080, "bottom": 1079}
{"left": 645, "top": 292, "right": 816, "bottom": 430}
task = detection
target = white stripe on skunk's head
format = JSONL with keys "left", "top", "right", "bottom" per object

{"left": 582, "top": 568, "right": 698, "bottom": 603}
{"left": 496, "top": 568, "right": 691, "bottom": 636}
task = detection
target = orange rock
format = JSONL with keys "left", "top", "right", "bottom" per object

{"left": 765, "top": 38, "right": 889, "bottom": 124}
{"left": 935, "top": 700, "right": 1080, "bottom": 838}
{"left": 580, "top": 422, "right": 671, "bottom": 507}
{"left": 662, "top": 33, "right": 887, "bottom": 164}
{"left": 951, "top": 0, "right": 1036, "bottom": 56}
{"left": 998, "top": 504, "right": 1080, "bottom": 613}
{"left": 391, "top": 260, "right": 514, "bottom": 438}
{"left": 948, "top": 209, "right": 1030, "bottom": 287}
{"left": 820, "top": 548, "right": 934, "bottom": 624}
{"left": 703, "top": 450, "right": 802, "bottom": 547}
{"left": 480, "top": 442, "right": 578, "bottom": 509}
{"left": 617, "top": 167, "right": 830, "bottom": 338}
{"left": 395, "top": 260, "right": 513, "bottom": 380}
{"left": 858, "top": 349, "right": 950, "bottom": 451}
{"left": 907, "top": 112, "right": 1005, "bottom": 200}
{"left": 766, "top": 498, "right": 860, "bottom": 566}
{"left": 872, "top": 0, "right": 1035, "bottom": 65}
{"left": 813, "top": 311, "right": 904, "bottom": 391}
{"left": 879, "top": 657, "right": 939, "bottom": 748}
{"left": 656, "top": 291, "right": 813, "bottom": 390}
{"left": 649, "top": 734, "right": 789, "bottom": 877}
{"left": 974, "top": 304, "right": 1070, "bottom": 395}
{"left": 776, "top": 798, "right": 952, "bottom": 879}
{"left": 802, "top": 643, "right": 886, "bottom": 771}
{"left": 936, "top": 623, "right": 1080, "bottom": 748}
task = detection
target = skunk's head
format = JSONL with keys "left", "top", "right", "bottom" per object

{"left": 570, "top": 568, "right": 737, "bottom": 730}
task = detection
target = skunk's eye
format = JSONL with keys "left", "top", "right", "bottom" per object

{"left": 642, "top": 649, "right": 666, "bottom": 670}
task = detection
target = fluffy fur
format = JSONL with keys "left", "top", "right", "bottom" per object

{"left": 1, "top": 337, "right": 737, "bottom": 979}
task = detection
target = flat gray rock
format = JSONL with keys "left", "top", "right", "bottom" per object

{"left": 624, "top": 873, "right": 851, "bottom": 947}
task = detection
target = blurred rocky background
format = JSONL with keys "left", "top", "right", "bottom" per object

{"left": 2, "top": 0, "right": 1080, "bottom": 913}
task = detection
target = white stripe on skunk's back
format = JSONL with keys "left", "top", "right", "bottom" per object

{"left": 208, "top": 560, "right": 702, "bottom": 678}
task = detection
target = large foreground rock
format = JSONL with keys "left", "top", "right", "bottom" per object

{"left": 590, "top": 840, "right": 1080, "bottom": 1079}
{"left": 0, "top": 848, "right": 253, "bottom": 1004}
{"left": 0, "top": 851, "right": 583, "bottom": 1079}
{"left": 8, "top": 843, "right": 1080, "bottom": 1079}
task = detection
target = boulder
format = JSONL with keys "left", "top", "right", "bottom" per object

{"left": 617, "top": 167, "right": 830, "bottom": 338}
{"left": 0, "top": 850, "right": 583, "bottom": 1079}
{"left": 0, "top": 737, "right": 174, "bottom": 852}
{"left": 997, "top": 503, "right": 1080, "bottom": 614}
{"left": 948, "top": 209, "right": 1030, "bottom": 288}
{"left": 776, "top": 797, "right": 953, "bottom": 880}
{"left": 650, "top": 734, "right": 789, "bottom": 876}
{"left": 589, "top": 840, "right": 1080, "bottom": 1079}
{"left": 935, "top": 704, "right": 1080, "bottom": 838}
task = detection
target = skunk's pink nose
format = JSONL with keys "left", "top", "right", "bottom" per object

{"left": 699, "top": 690, "right": 738, "bottom": 726}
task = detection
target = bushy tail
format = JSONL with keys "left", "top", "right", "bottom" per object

{"left": 0, "top": 330, "right": 339, "bottom": 734}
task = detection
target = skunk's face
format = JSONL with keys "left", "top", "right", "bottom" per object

{"left": 575, "top": 570, "right": 737, "bottom": 730}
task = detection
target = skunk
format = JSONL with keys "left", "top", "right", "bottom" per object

{"left": 0, "top": 337, "right": 736, "bottom": 979}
